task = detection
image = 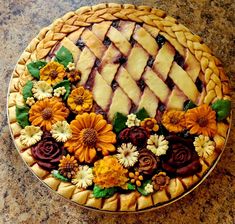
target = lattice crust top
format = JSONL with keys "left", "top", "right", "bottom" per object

{"left": 8, "top": 3, "right": 231, "bottom": 212}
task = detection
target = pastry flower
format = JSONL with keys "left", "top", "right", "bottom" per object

{"left": 152, "top": 172, "right": 170, "bottom": 191}
{"left": 125, "top": 113, "right": 140, "bottom": 127}
{"left": 141, "top": 118, "right": 159, "bottom": 132}
{"left": 115, "top": 143, "right": 139, "bottom": 167}
{"left": 93, "top": 156, "right": 128, "bottom": 188}
{"left": 53, "top": 86, "right": 66, "bottom": 97}
{"left": 32, "top": 81, "right": 53, "bottom": 100}
{"left": 72, "top": 165, "right": 94, "bottom": 189}
{"left": 64, "top": 113, "right": 116, "bottom": 163}
{"left": 67, "top": 87, "right": 93, "bottom": 114}
{"left": 29, "top": 98, "right": 69, "bottom": 131}
{"left": 162, "top": 110, "right": 186, "bottom": 132}
{"left": 185, "top": 104, "right": 217, "bottom": 137}
{"left": 51, "top": 121, "right": 72, "bottom": 142}
{"left": 129, "top": 171, "right": 143, "bottom": 187}
{"left": 26, "top": 97, "right": 35, "bottom": 106}
{"left": 67, "top": 70, "right": 80, "bottom": 83}
{"left": 147, "top": 134, "right": 169, "bottom": 156}
{"left": 20, "top": 125, "right": 43, "bottom": 147}
{"left": 59, "top": 154, "right": 79, "bottom": 179}
{"left": 40, "top": 61, "right": 65, "bottom": 86}
{"left": 144, "top": 183, "right": 154, "bottom": 194}
{"left": 67, "top": 62, "right": 75, "bottom": 71}
{"left": 193, "top": 135, "right": 215, "bottom": 158}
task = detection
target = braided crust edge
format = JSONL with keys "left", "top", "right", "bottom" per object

{"left": 7, "top": 3, "right": 231, "bottom": 212}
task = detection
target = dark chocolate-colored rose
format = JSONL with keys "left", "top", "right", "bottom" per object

{"left": 31, "top": 132, "right": 64, "bottom": 171}
{"left": 162, "top": 135, "right": 202, "bottom": 177}
{"left": 137, "top": 149, "right": 159, "bottom": 175}
{"left": 119, "top": 126, "right": 148, "bottom": 148}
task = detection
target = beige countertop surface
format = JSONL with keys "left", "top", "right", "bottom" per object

{"left": 0, "top": 0, "right": 234, "bottom": 223}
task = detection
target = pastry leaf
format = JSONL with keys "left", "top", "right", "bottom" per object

{"left": 137, "top": 180, "right": 152, "bottom": 196}
{"left": 184, "top": 100, "right": 197, "bottom": 111}
{"left": 93, "top": 185, "right": 117, "bottom": 198}
{"left": 135, "top": 108, "right": 149, "bottom": 120}
{"left": 16, "top": 105, "right": 30, "bottom": 128}
{"left": 52, "top": 170, "right": 69, "bottom": 182}
{"left": 127, "top": 183, "right": 136, "bottom": 190}
{"left": 53, "top": 80, "right": 71, "bottom": 100}
{"left": 27, "top": 61, "right": 47, "bottom": 79}
{"left": 22, "top": 81, "right": 33, "bottom": 101}
{"left": 112, "top": 112, "right": 127, "bottom": 133}
{"left": 211, "top": 99, "right": 231, "bottom": 121}
{"left": 55, "top": 46, "right": 73, "bottom": 67}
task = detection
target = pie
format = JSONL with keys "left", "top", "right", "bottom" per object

{"left": 7, "top": 3, "right": 231, "bottom": 212}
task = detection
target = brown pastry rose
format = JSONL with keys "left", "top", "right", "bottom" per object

{"left": 137, "top": 149, "right": 159, "bottom": 175}
{"left": 118, "top": 126, "right": 149, "bottom": 148}
{"left": 162, "top": 135, "right": 202, "bottom": 177}
{"left": 31, "top": 132, "right": 64, "bottom": 171}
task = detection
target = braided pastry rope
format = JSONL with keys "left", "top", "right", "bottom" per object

{"left": 7, "top": 3, "right": 231, "bottom": 212}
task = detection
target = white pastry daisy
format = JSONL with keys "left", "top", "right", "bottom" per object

{"left": 193, "top": 135, "right": 215, "bottom": 158}
{"left": 72, "top": 165, "right": 94, "bottom": 189}
{"left": 26, "top": 97, "right": 35, "bottom": 106}
{"left": 50, "top": 120, "right": 72, "bottom": 142}
{"left": 126, "top": 113, "right": 140, "bottom": 127}
{"left": 32, "top": 81, "right": 53, "bottom": 100}
{"left": 147, "top": 134, "right": 169, "bottom": 156}
{"left": 53, "top": 86, "right": 66, "bottom": 97}
{"left": 115, "top": 143, "right": 139, "bottom": 167}
{"left": 144, "top": 183, "right": 154, "bottom": 194}
{"left": 67, "top": 62, "right": 75, "bottom": 71}
{"left": 20, "top": 125, "right": 43, "bottom": 147}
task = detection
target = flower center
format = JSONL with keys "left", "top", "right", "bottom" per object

{"left": 123, "top": 150, "right": 130, "bottom": 157}
{"left": 197, "top": 117, "right": 208, "bottom": 127}
{"left": 170, "top": 116, "right": 179, "bottom": 124}
{"left": 50, "top": 70, "right": 58, "bottom": 79}
{"left": 146, "top": 120, "right": 154, "bottom": 129}
{"left": 74, "top": 96, "right": 84, "bottom": 105}
{"left": 42, "top": 108, "right": 52, "bottom": 120}
{"left": 83, "top": 128, "right": 97, "bottom": 147}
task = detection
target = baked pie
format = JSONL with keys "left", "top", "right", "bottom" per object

{"left": 7, "top": 3, "right": 231, "bottom": 212}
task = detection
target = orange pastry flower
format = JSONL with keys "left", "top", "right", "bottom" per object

{"left": 185, "top": 104, "right": 217, "bottom": 137}
{"left": 64, "top": 113, "right": 116, "bottom": 163}
{"left": 141, "top": 118, "right": 159, "bottom": 132}
{"left": 29, "top": 98, "right": 69, "bottom": 131}
{"left": 93, "top": 156, "right": 128, "bottom": 188}
{"left": 40, "top": 61, "right": 65, "bottom": 86}
{"left": 162, "top": 110, "right": 186, "bottom": 133}
{"left": 67, "top": 87, "right": 93, "bottom": 114}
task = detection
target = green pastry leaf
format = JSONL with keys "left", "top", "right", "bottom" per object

{"left": 135, "top": 108, "right": 149, "bottom": 120}
{"left": 112, "top": 112, "right": 127, "bottom": 133}
{"left": 15, "top": 105, "right": 30, "bottom": 128}
{"left": 55, "top": 46, "right": 73, "bottom": 67}
{"left": 22, "top": 81, "right": 33, "bottom": 101}
{"left": 184, "top": 100, "right": 197, "bottom": 111}
{"left": 211, "top": 99, "right": 231, "bottom": 121}
{"left": 52, "top": 170, "right": 69, "bottom": 182}
{"left": 137, "top": 180, "right": 152, "bottom": 196}
{"left": 93, "top": 185, "right": 117, "bottom": 198}
{"left": 53, "top": 80, "right": 71, "bottom": 100}
{"left": 127, "top": 183, "right": 136, "bottom": 191}
{"left": 27, "top": 61, "right": 47, "bottom": 79}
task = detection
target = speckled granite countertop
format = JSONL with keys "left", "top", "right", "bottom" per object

{"left": 0, "top": 0, "right": 234, "bottom": 223}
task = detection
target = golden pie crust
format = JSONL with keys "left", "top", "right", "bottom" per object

{"left": 7, "top": 3, "right": 231, "bottom": 212}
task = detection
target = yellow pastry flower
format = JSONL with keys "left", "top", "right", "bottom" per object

{"left": 147, "top": 134, "right": 169, "bottom": 156}
{"left": 64, "top": 113, "right": 116, "bottom": 163}
{"left": 193, "top": 135, "right": 215, "bottom": 158}
{"left": 29, "top": 98, "right": 69, "bottom": 131}
{"left": 20, "top": 125, "right": 43, "bottom": 147}
{"left": 162, "top": 110, "right": 186, "bottom": 133}
{"left": 67, "top": 87, "right": 93, "bottom": 114}
{"left": 141, "top": 118, "right": 159, "bottom": 132}
{"left": 93, "top": 156, "right": 128, "bottom": 188}
{"left": 32, "top": 81, "right": 53, "bottom": 100}
{"left": 51, "top": 121, "right": 72, "bottom": 142}
{"left": 185, "top": 104, "right": 217, "bottom": 137}
{"left": 40, "top": 61, "right": 65, "bottom": 86}
{"left": 58, "top": 155, "right": 79, "bottom": 179}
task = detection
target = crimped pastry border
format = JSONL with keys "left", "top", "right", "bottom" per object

{"left": 7, "top": 3, "right": 231, "bottom": 213}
